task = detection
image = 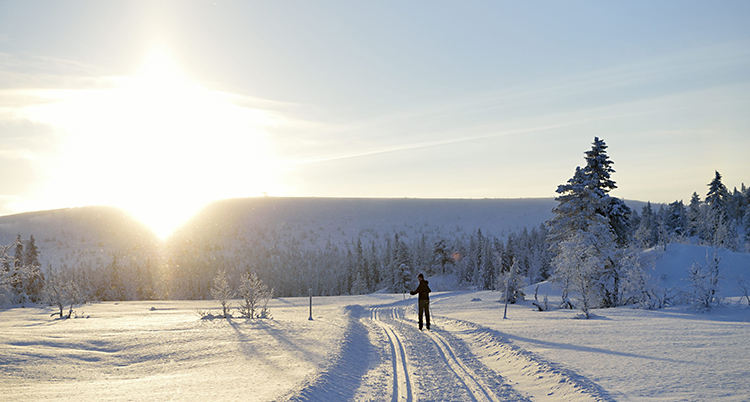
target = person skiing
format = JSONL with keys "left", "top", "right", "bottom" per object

{"left": 410, "top": 273, "right": 431, "bottom": 331}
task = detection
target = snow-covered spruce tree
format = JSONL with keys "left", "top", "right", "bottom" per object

{"left": 8, "top": 234, "right": 45, "bottom": 305}
{"left": 705, "top": 171, "right": 736, "bottom": 250}
{"left": 634, "top": 202, "right": 659, "bottom": 249}
{"left": 687, "top": 192, "right": 703, "bottom": 239}
{"left": 583, "top": 137, "right": 632, "bottom": 247}
{"left": 23, "top": 235, "right": 44, "bottom": 303}
{"left": 433, "top": 239, "right": 453, "bottom": 275}
{"left": 397, "top": 263, "right": 411, "bottom": 298}
{"left": 665, "top": 200, "right": 688, "bottom": 243}
{"left": 0, "top": 244, "right": 14, "bottom": 307}
{"left": 211, "top": 269, "right": 233, "bottom": 317}
{"left": 547, "top": 137, "right": 629, "bottom": 313}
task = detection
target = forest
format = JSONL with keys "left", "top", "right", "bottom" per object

{"left": 1, "top": 138, "right": 748, "bottom": 317}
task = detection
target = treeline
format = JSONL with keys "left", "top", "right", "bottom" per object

{"left": 162, "top": 223, "right": 552, "bottom": 300}
{"left": 2, "top": 141, "right": 748, "bottom": 309}
{"left": 0, "top": 235, "right": 44, "bottom": 306}
{"left": 632, "top": 172, "right": 750, "bottom": 252}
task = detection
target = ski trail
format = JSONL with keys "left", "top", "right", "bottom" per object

{"left": 436, "top": 316, "right": 616, "bottom": 402}
{"left": 372, "top": 306, "right": 529, "bottom": 402}
{"left": 424, "top": 329, "right": 498, "bottom": 402}
{"left": 371, "top": 307, "right": 413, "bottom": 402}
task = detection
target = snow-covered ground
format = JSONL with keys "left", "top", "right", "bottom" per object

{"left": 2, "top": 289, "right": 748, "bottom": 401}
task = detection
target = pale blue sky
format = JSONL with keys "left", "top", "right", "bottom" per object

{"left": 1, "top": 1, "right": 749, "bottom": 236}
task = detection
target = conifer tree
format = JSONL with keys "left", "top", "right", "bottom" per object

{"left": 547, "top": 137, "right": 627, "bottom": 311}
{"left": 687, "top": 192, "right": 703, "bottom": 238}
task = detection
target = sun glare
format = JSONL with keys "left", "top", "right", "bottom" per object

{"left": 23, "top": 46, "right": 282, "bottom": 239}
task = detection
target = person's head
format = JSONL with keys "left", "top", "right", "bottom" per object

{"left": 418, "top": 273, "right": 424, "bottom": 281}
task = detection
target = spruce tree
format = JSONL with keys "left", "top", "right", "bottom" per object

{"left": 547, "top": 137, "right": 627, "bottom": 311}
{"left": 706, "top": 171, "right": 729, "bottom": 211}
{"left": 687, "top": 192, "right": 703, "bottom": 238}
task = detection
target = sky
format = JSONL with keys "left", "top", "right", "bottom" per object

{"left": 1, "top": 1, "right": 749, "bottom": 238}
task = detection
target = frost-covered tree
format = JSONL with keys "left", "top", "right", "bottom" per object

{"left": 706, "top": 171, "right": 729, "bottom": 212}
{"left": 634, "top": 202, "right": 659, "bottom": 249}
{"left": 619, "top": 247, "right": 671, "bottom": 309}
{"left": 665, "top": 200, "right": 688, "bottom": 241}
{"left": 686, "top": 248, "right": 722, "bottom": 310}
{"left": 496, "top": 257, "right": 525, "bottom": 304}
{"left": 45, "top": 265, "right": 81, "bottom": 318}
{"left": 705, "top": 171, "right": 734, "bottom": 249}
{"left": 7, "top": 235, "right": 45, "bottom": 304}
{"left": 238, "top": 270, "right": 272, "bottom": 319}
{"left": 547, "top": 138, "right": 626, "bottom": 310}
{"left": 687, "top": 192, "right": 703, "bottom": 238}
{"left": 211, "top": 269, "right": 233, "bottom": 317}
{"left": 583, "top": 137, "right": 632, "bottom": 246}
{"left": 397, "top": 263, "right": 411, "bottom": 297}
{"left": 736, "top": 274, "right": 750, "bottom": 306}
{"left": 0, "top": 245, "right": 14, "bottom": 307}
{"left": 552, "top": 225, "right": 615, "bottom": 318}
{"left": 433, "top": 239, "right": 453, "bottom": 275}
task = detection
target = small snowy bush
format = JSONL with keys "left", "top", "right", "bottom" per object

{"left": 211, "top": 269, "right": 233, "bottom": 318}
{"left": 686, "top": 249, "right": 722, "bottom": 311}
{"left": 238, "top": 270, "right": 273, "bottom": 319}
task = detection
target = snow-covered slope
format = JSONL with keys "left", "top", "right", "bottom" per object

{"left": 641, "top": 243, "right": 750, "bottom": 298}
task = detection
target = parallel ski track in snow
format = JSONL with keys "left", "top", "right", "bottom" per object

{"left": 370, "top": 306, "right": 526, "bottom": 402}
{"left": 371, "top": 307, "right": 414, "bottom": 402}
{"left": 424, "top": 327, "right": 499, "bottom": 402}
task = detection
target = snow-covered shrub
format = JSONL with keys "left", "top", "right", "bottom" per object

{"left": 736, "top": 275, "right": 750, "bottom": 306}
{"left": 257, "top": 287, "right": 274, "bottom": 319}
{"left": 211, "top": 269, "right": 233, "bottom": 318}
{"left": 532, "top": 285, "right": 549, "bottom": 312}
{"left": 238, "top": 271, "right": 260, "bottom": 318}
{"left": 496, "top": 258, "right": 525, "bottom": 304}
{"left": 686, "top": 249, "right": 722, "bottom": 311}
{"left": 238, "top": 270, "right": 273, "bottom": 319}
{"left": 619, "top": 247, "right": 674, "bottom": 309}
{"left": 45, "top": 266, "right": 83, "bottom": 318}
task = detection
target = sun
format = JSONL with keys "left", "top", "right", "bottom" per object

{"left": 23, "top": 46, "right": 283, "bottom": 239}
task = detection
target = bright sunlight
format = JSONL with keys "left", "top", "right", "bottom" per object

{"left": 22, "top": 46, "right": 282, "bottom": 238}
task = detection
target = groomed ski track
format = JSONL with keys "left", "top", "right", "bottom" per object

{"left": 285, "top": 301, "right": 614, "bottom": 402}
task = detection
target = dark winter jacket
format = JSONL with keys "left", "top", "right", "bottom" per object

{"left": 410, "top": 279, "right": 431, "bottom": 301}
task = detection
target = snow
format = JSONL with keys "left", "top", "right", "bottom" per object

{"left": 2, "top": 286, "right": 749, "bottom": 401}
{"left": 641, "top": 243, "right": 750, "bottom": 298}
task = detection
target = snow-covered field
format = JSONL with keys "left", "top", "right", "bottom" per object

{"left": 2, "top": 288, "right": 749, "bottom": 402}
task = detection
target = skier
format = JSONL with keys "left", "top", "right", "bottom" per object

{"left": 410, "top": 273, "right": 431, "bottom": 330}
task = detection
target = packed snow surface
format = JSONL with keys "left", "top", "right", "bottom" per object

{"left": 2, "top": 291, "right": 749, "bottom": 401}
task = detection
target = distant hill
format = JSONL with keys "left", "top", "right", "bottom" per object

{"left": 0, "top": 206, "right": 159, "bottom": 271}
{"left": 169, "top": 197, "right": 559, "bottom": 247}
{"left": 2, "top": 197, "right": 652, "bottom": 271}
